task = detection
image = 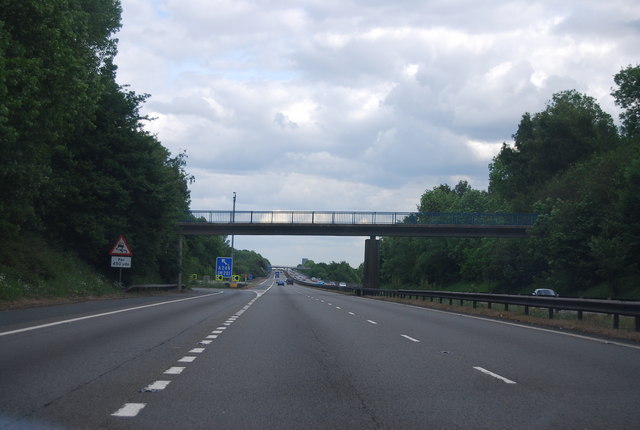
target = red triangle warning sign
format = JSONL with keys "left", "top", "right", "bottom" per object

{"left": 110, "top": 235, "right": 132, "bottom": 256}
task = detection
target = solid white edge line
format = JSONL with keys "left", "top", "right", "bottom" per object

{"left": 112, "top": 403, "right": 146, "bottom": 417}
{"left": 473, "top": 366, "right": 517, "bottom": 384}
{"left": 0, "top": 291, "right": 225, "bottom": 337}
{"left": 381, "top": 299, "right": 640, "bottom": 351}
{"left": 401, "top": 334, "right": 420, "bottom": 343}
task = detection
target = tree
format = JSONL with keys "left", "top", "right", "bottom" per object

{"left": 611, "top": 64, "right": 640, "bottom": 139}
{"left": 0, "top": 0, "right": 122, "bottom": 239}
{"left": 489, "top": 90, "right": 618, "bottom": 209}
{"left": 382, "top": 181, "right": 496, "bottom": 288}
{"left": 301, "top": 259, "right": 361, "bottom": 283}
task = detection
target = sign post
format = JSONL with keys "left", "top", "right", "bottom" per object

{"left": 110, "top": 235, "right": 133, "bottom": 286}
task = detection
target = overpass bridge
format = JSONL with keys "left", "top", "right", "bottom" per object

{"left": 177, "top": 210, "right": 537, "bottom": 288}
{"left": 178, "top": 210, "right": 536, "bottom": 238}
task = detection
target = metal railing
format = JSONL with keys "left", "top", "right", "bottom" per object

{"left": 184, "top": 210, "right": 538, "bottom": 226}
{"left": 292, "top": 279, "right": 640, "bottom": 331}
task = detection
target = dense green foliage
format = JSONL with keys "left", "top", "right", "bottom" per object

{"left": 299, "top": 260, "right": 363, "bottom": 284}
{"left": 231, "top": 249, "right": 271, "bottom": 278}
{"left": 0, "top": 1, "right": 268, "bottom": 298}
{"left": 0, "top": 235, "right": 118, "bottom": 301}
{"left": 381, "top": 67, "right": 640, "bottom": 299}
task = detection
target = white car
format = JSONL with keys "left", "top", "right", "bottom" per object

{"left": 338, "top": 282, "right": 347, "bottom": 287}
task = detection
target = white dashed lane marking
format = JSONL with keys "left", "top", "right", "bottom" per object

{"left": 367, "top": 320, "right": 378, "bottom": 325}
{"left": 111, "top": 403, "right": 146, "bottom": 417}
{"left": 111, "top": 287, "right": 272, "bottom": 420}
{"left": 401, "top": 334, "right": 420, "bottom": 343}
{"left": 142, "top": 380, "right": 171, "bottom": 392}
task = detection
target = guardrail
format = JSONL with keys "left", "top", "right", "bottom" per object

{"left": 292, "top": 279, "right": 640, "bottom": 331}
{"left": 126, "top": 284, "right": 179, "bottom": 292}
{"left": 184, "top": 210, "right": 537, "bottom": 226}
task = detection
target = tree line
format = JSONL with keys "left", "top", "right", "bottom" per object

{"left": 298, "top": 260, "right": 363, "bottom": 284}
{"left": 380, "top": 66, "right": 640, "bottom": 299}
{"left": 0, "top": 1, "right": 267, "bottom": 295}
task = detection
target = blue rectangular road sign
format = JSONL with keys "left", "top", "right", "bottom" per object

{"left": 215, "top": 257, "right": 233, "bottom": 278}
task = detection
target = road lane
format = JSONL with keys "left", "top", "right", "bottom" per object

{"left": 0, "top": 287, "right": 262, "bottom": 429}
{"left": 98, "top": 283, "right": 640, "bottom": 429}
{"left": 297, "top": 286, "right": 640, "bottom": 427}
{"left": 2, "top": 280, "right": 640, "bottom": 429}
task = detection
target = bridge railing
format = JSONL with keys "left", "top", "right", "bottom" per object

{"left": 184, "top": 210, "right": 538, "bottom": 226}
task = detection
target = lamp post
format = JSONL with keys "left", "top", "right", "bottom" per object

{"left": 231, "top": 192, "right": 236, "bottom": 273}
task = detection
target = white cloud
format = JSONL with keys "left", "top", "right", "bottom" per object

{"left": 115, "top": 0, "right": 639, "bottom": 266}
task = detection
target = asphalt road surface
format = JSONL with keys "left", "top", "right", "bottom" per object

{"left": 1, "top": 276, "right": 639, "bottom": 429}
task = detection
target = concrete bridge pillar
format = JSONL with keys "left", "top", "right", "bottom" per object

{"left": 363, "top": 236, "right": 380, "bottom": 290}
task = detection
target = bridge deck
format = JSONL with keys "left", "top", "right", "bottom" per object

{"left": 178, "top": 210, "right": 536, "bottom": 238}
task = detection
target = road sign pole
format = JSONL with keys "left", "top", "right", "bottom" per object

{"left": 178, "top": 234, "right": 183, "bottom": 290}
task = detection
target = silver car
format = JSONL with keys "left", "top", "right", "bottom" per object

{"left": 532, "top": 288, "right": 559, "bottom": 297}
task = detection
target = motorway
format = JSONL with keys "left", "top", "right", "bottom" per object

{"left": 1, "top": 275, "right": 640, "bottom": 429}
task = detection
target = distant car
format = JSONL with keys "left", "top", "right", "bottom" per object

{"left": 286, "top": 278, "right": 293, "bottom": 285}
{"left": 338, "top": 282, "right": 347, "bottom": 287}
{"left": 532, "top": 288, "right": 558, "bottom": 297}
{"left": 316, "top": 280, "right": 325, "bottom": 285}
{"left": 276, "top": 280, "right": 285, "bottom": 286}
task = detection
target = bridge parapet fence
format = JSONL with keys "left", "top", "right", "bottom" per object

{"left": 185, "top": 210, "right": 537, "bottom": 226}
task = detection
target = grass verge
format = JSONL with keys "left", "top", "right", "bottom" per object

{"left": 0, "top": 235, "right": 123, "bottom": 306}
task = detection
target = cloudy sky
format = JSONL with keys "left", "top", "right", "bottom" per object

{"left": 114, "top": 0, "right": 639, "bottom": 268}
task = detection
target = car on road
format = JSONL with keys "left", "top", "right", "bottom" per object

{"left": 286, "top": 278, "right": 293, "bottom": 285}
{"left": 276, "top": 280, "right": 285, "bottom": 286}
{"left": 338, "top": 282, "right": 347, "bottom": 287}
{"left": 532, "top": 288, "right": 558, "bottom": 297}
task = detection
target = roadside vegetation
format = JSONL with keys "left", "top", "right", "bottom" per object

{"left": 299, "top": 260, "right": 363, "bottom": 284}
{"left": 0, "top": 1, "right": 268, "bottom": 303}
{"left": 1, "top": 2, "right": 637, "bottom": 304}
{"left": 0, "top": 235, "right": 121, "bottom": 304}
{"left": 380, "top": 67, "right": 640, "bottom": 300}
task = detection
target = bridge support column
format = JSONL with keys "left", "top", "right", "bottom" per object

{"left": 363, "top": 236, "right": 380, "bottom": 290}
